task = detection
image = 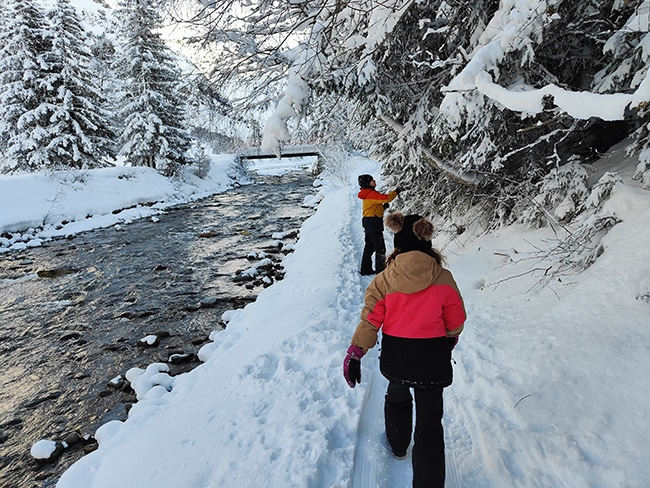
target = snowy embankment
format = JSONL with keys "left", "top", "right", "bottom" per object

{"left": 0, "top": 154, "right": 242, "bottom": 253}
{"left": 3, "top": 153, "right": 648, "bottom": 487}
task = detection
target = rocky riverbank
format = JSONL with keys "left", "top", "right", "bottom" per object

{"left": 0, "top": 171, "right": 316, "bottom": 487}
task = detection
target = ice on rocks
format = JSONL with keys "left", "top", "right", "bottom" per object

{"left": 126, "top": 363, "right": 173, "bottom": 400}
{"left": 30, "top": 439, "right": 58, "bottom": 460}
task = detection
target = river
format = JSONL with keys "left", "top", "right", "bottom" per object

{"left": 0, "top": 170, "right": 316, "bottom": 488}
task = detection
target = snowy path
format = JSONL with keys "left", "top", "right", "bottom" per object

{"left": 351, "top": 362, "right": 464, "bottom": 488}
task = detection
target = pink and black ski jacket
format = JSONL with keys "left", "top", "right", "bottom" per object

{"left": 351, "top": 250, "right": 465, "bottom": 387}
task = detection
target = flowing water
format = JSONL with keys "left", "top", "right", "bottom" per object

{"left": 0, "top": 170, "right": 317, "bottom": 488}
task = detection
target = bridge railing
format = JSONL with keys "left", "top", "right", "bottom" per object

{"left": 236, "top": 145, "right": 323, "bottom": 173}
{"left": 237, "top": 145, "right": 321, "bottom": 159}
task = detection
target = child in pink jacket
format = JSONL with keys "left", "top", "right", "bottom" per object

{"left": 343, "top": 212, "right": 466, "bottom": 488}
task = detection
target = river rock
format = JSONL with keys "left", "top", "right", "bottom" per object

{"left": 123, "top": 393, "right": 137, "bottom": 403}
{"left": 107, "top": 375, "right": 126, "bottom": 390}
{"left": 198, "top": 231, "right": 220, "bottom": 238}
{"left": 233, "top": 273, "right": 254, "bottom": 283}
{"left": 25, "top": 391, "right": 62, "bottom": 409}
{"left": 37, "top": 268, "right": 78, "bottom": 278}
{"left": 60, "top": 331, "right": 82, "bottom": 341}
{"left": 82, "top": 439, "right": 99, "bottom": 454}
{"left": 30, "top": 439, "right": 64, "bottom": 464}
{"left": 200, "top": 297, "right": 219, "bottom": 307}
{"left": 103, "top": 343, "right": 129, "bottom": 352}
{"left": 62, "top": 431, "right": 83, "bottom": 446}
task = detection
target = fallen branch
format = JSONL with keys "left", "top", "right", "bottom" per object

{"left": 514, "top": 394, "right": 532, "bottom": 409}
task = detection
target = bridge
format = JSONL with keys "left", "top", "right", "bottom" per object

{"left": 236, "top": 145, "right": 322, "bottom": 164}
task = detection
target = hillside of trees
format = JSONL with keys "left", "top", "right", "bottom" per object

{"left": 0, "top": 0, "right": 233, "bottom": 176}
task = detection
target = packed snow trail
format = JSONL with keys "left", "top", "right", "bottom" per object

{"left": 351, "top": 361, "right": 464, "bottom": 488}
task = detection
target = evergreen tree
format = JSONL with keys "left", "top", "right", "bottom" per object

{"left": 89, "top": 31, "right": 117, "bottom": 97}
{"left": 113, "top": 0, "right": 193, "bottom": 176}
{"left": 42, "top": 0, "right": 116, "bottom": 169}
{"left": 0, "top": 3, "right": 7, "bottom": 48}
{"left": 0, "top": 0, "right": 52, "bottom": 172}
{"left": 190, "top": 0, "right": 650, "bottom": 228}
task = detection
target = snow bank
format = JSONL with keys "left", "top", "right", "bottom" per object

{"left": 0, "top": 154, "right": 239, "bottom": 250}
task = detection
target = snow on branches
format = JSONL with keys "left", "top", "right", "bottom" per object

{"left": 261, "top": 72, "right": 310, "bottom": 157}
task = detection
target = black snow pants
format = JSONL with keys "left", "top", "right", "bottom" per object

{"left": 385, "top": 382, "right": 445, "bottom": 488}
{"left": 360, "top": 231, "right": 386, "bottom": 274}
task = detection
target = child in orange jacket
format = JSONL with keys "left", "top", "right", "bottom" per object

{"left": 357, "top": 174, "right": 399, "bottom": 275}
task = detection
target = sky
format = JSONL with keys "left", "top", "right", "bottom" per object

{"left": 3, "top": 147, "right": 649, "bottom": 488}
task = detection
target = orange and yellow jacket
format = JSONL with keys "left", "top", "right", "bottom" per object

{"left": 358, "top": 187, "right": 398, "bottom": 219}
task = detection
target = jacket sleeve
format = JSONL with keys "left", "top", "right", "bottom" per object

{"left": 442, "top": 271, "right": 466, "bottom": 336}
{"left": 351, "top": 276, "right": 387, "bottom": 352}
{"left": 364, "top": 189, "right": 397, "bottom": 204}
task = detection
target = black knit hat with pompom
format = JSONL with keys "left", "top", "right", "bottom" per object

{"left": 358, "top": 174, "right": 373, "bottom": 188}
{"left": 385, "top": 212, "right": 434, "bottom": 253}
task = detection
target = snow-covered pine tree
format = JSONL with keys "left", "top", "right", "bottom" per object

{"left": 0, "top": 0, "right": 53, "bottom": 173}
{"left": 113, "top": 0, "right": 193, "bottom": 176}
{"left": 0, "top": 3, "right": 7, "bottom": 47}
{"left": 0, "top": 4, "right": 8, "bottom": 109}
{"left": 89, "top": 32, "right": 117, "bottom": 99}
{"left": 41, "top": 0, "right": 116, "bottom": 169}
{"left": 186, "top": 0, "right": 649, "bottom": 230}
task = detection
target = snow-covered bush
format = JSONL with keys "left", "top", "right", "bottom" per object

{"left": 633, "top": 148, "right": 650, "bottom": 189}
{"left": 191, "top": 145, "right": 212, "bottom": 179}
{"left": 586, "top": 172, "right": 623, "bottom": 208}
{"left": 536, "top": 162, "right": 591, "bottom": 223}
{"left": 548, "top": 214, "right": 620, "bottom": 274}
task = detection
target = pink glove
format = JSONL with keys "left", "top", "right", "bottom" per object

{"left": 343, "top": 345, "right": 365, "bottom": 388}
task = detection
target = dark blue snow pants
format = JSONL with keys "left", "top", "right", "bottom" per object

{"left": 385, "top": 382, "right": 445, "bottom": 488}
{"left": 360, "top": 231, "right": 386, "bottom": 274}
